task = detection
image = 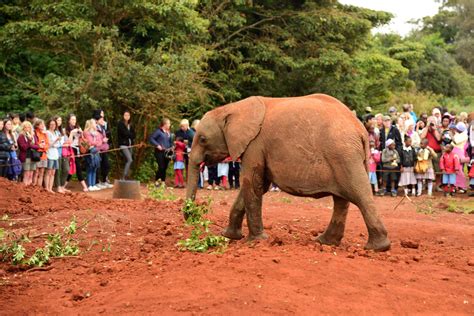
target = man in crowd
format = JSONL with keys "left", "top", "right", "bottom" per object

{"left": 379, "top": 115, "right": 402, "bottom": 154}
{"left": 174, "top": 119, "right": 195, "bottom": 176}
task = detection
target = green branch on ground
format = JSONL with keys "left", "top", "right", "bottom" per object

{"left": 178, "top": 200, "right": 228, "bottom": 253}
{"left": 147, "top": 183, "right": 178, "bottom": 201}
{"left": 0, "top": 217, "right": 81, "bottom": 267}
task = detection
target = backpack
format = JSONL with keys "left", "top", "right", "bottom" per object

{"left": 7, "top": 151, "right": 22, "bottom": 177}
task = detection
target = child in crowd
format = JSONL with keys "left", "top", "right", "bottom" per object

{"left": 228, "top": 159, "right": 241, "bottom": 189}
{"left": 469, "top": 159, "right": 474, "bottom": 197}
{"left": 381, "top": 139, "right": 400, "bottom": 197}
{"left": 33, "top": 119, "right": 49, "bottom": 187}
{"left": 399, "top": 136, "right": 417, "bottom": 196}
{"left": 368, "top": 140, "right": 380, "bottom": 194}
{"left": 439, "top": 143, "right": 460, "bottom": 197}
{"left": 173, "top": 136, "right": 186, "bottom": 188}
{"left": 207, "top": 165, "right": 220, "bottom": 190}
{"left": 217, "top": 157, "right": 231, "bottom": 189}
{"left": 415, "top": 139, "right": 437, "bottom": 196}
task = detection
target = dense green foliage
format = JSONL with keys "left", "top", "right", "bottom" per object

{"left": 1, "top": 0, "right": 472, "bottom": 132}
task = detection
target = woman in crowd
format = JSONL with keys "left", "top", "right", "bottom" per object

{"left": 45, "top": 118, "right": 60, "bottom": 193}
{"left": 66, "top": 114, "right": 88, "bottom": 192}
{"left": 2, "top": 119, "right": 20, "bottom": 180}
{"left": 452, "top": 122, "right": 469, "bottom": 193}
{"left": 83, "top": 119, "right": 102, "bottom": 191}
{"left": 17, "top": 121, "right": 39, "bottom": 185}
{"left": 54, "top": 116, "right": 71, "bottom": 193}
{"left": 404, "top": 120, "right": 420, "bottom": 149}
{"left": 33, "top": 119, "right": 49, "bottom": 187}
{"left": 94, "top": 114, "right": 112, "bottom": 188}
{"left": 149, "top": 118, "right": 172, "bottom": 185}
{"left": 117, "top": 110, "right": 135, "bottom": 180}
{"left": 0, "top": 120, "right": 12, "bottom": 178}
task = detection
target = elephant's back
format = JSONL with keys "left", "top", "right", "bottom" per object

{"left": 260, "top": 94, "right": 365, "bottom": 137}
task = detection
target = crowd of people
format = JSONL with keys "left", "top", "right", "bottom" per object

{"left": 0, "top": 110, "right": 133, "bottom": 193}
{"left": 363, "top": 104, "right": 474, "bottom": 197}
{"left": 1, "top": 103, "right": 473, "bottom": 197}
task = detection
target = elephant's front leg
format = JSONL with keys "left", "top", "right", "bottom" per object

{"left": 242, "top": 164, "right": 268, "bottom": 241}
{"left": 222, "top": 190, "right": 245, "bottom": 240}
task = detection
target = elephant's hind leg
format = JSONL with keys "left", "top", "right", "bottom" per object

{"left": 222, "top": 190, "right": 245, "bottom": 240}
{"left": 316, "top": 195, "right": 349, "bottom": 246}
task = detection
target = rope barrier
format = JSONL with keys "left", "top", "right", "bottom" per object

{"left": 0, "top": 144, "right": 473, "bottom": 180}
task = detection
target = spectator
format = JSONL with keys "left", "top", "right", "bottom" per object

{"left": 218, "top": 158, "right": 230, "bottom": 189}
{"left": 17, "top": 121, "right": 39, "bottom": 186}
{"left": 25, "top": 111, "right": 36, "bottom": 124}
{"left": 432, "top": 108, "right": 442, "bottom": 126}
{"left": 94, "top": 115, "right": 113, "bottom": 189}
{"left": 420, "top": 116, "right": 442, "bottom": 185}
{"left": 368, "top": 140, "right": 380, "bottom": 194}
{"left": 45, "top": 118, "right": 60, "bottom": 193}
{"left": 365, "top": 122, "right": 380, "bottom": 149}
{"left": 440, "top": 144, "right": 460, "bottom": 197}
{"left": 191, "top": 120, "right": 200, "bottom": 132}
{"left": 33, "top": 119, "right": 49, "bottom": 187}
{"left": 54, "top": 116, "right": 71, "bottom": 193}
{"left": 175, "top": 119, "right": 195, "bottom": 177}
{"left": 405, "top": 120, "right": 420, "bottom": 149}
{"left": 418, "top": 113, "right": 428, "bottom": 127}
{"left": 228, "top": 159, "right": 241, "bottom": 189}
{"left": 381, "top": 139, "right": 401, "bottom": 197}
{"left": 388, "top": 106, "right": 398, "bottom": 119}
{"left": 207, "top": 164, "right": 220, "bottom": 190}
{"left": 117, "top": 110, "right": 135, "bottom": 180}
{"left": 10, "top": 113, "right": 21, "bottom": 141}
{"left": 415, "top": 139, "right": 437, "bottom": 196}
{"left": 173, "top": 136, "right": 186, "bottom": 188}
{"left": 458, "top": 112, "right": 468, "bottom": 124}
{"left": 83, "top": 119, "right": 102, "bottom": 191}
{"left": 452, "top": 122, "right": 469, "bottom": 193}
{"left": 149, "top": 118, "right": 172, "bottom": 185}
{"left": 399, "top": 136, "right": 417, "bottom": 196}
{"left": 374, "top": 114, "right": 384, "bottom": 135}
{"left": 65, "top": 114, "right": 88, "bottom": 192}
{"left": 2, "top": 119, "right": 20, "bottom": 180}
{"left": 380, "top": 115, "right": 402, "bottom": 154}
{"left": 0, "top": 120, "right": 13, "bottom": 178}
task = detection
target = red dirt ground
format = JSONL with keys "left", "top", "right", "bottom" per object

{"left": 0, "top": 178, "right": 473, "bottom": 315}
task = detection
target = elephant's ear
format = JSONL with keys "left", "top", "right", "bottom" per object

{"left": 221, "top": 96, "right": 266, "bottom": 160}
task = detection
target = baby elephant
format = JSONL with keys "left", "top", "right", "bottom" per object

{"left": 186, "top": 94, "right": 390, "bottom": 252}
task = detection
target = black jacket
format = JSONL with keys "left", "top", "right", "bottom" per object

{"left": 400, "top": 147, "right": 417, "bottom": 168}
{"left": 117, "top": 121, "right": 135, "bottom": 147}
{"left": 0, "top": 132, "right": 12, "bottom": 160}
{"left": 380, "top": 125, "right": 403, "bottom": 154}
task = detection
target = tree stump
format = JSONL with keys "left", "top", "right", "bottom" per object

{"left": 112, "top": 180, "right": 142, "bottom": 200}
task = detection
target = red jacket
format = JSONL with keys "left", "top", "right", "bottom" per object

{"left": 440, "top": 152, "right": 460, "bottom": 173}
{"left": 174, "top": 141, "right": 186, "bottom": 162}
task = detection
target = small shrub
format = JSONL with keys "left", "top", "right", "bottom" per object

{"left": 147, "top": 183, "right": 177, "bottom": 201}
{"left": 178, "top": 200, "right": 228, "bottom": 253}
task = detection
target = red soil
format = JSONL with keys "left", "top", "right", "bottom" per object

{"left": 0, "top": 178, "right": 473, "bottom": 314}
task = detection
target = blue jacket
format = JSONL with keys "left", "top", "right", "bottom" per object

{"left": 149, "top": 128, "right": 172, "bottom": 150}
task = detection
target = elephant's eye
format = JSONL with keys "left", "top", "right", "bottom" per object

{"left": 199, "top": 136, "right": 207, "bottom": 144}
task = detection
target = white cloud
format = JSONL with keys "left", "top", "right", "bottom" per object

{"left": 339, "top": 0, "right": 442, "bottom": 36}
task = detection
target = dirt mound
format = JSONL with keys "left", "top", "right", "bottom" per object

{"left": 0, "top": 178, "right": 473, "bottom": 314}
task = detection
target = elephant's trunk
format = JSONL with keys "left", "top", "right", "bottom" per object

{"left": 186, "top": 159, "right": 200, "bottom": 202}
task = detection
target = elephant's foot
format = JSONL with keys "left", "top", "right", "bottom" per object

{"left": 316, "top": 231, "right": 343, "bottom": 246}
{"left": 364, "top": 236, "right": 391, "bottom": 252}
{"left": 222, "top": 227, "right": 243, "bottom": 240}
{"left": 247, "top": 231, "right": 268, "bottom": 242}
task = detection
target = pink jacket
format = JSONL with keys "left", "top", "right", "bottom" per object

{"left": 84, "top": 131, "right": 103, "bottom": 150}
{"left": 368, "top": 149, "right": 381, "bottom": 172}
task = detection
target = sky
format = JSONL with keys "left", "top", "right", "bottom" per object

{"left": 339, "top": 0, "right": 442, "bottom": 36}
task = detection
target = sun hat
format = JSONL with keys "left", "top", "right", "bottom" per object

{"left": 382, "top": 115, "right": 391, "bottom": 121}
{"left": 385, "top": 139, "right": 395, "bottom": 147}
{"left": 388, "top": 106, "right": 397, "bottom": 113}
{"left": 365, "top": 106, "right": 372, "bottom": 113}
{"left": 455, "top": 122, "right": 466, "bottom": 133}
